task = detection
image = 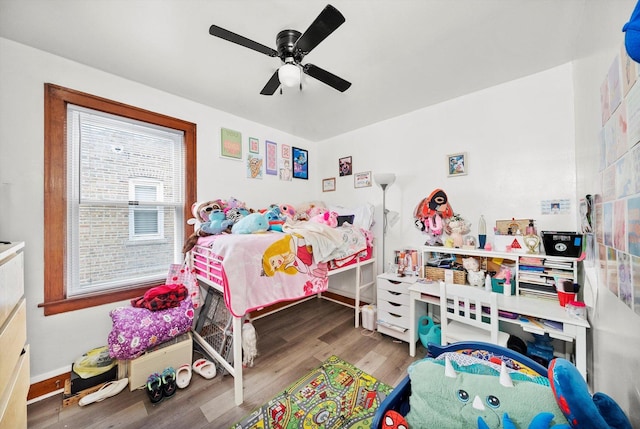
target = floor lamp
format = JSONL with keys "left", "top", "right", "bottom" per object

{"left": 374, "top": 173, "right": 396, "bottom": 272}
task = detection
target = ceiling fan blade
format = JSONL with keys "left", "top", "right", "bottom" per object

{"left": 260, "top": 70, "right": 281, "bottom": 95}
{"left": 294, "top": 4, "right": 345, "bottom": 55}
{"left": 303, "top": 64, "right": 351, "bottom": 92}
{"left": 209, "top": 25, "right": 278, "bottom": 57}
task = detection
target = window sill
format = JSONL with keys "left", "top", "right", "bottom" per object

{"left": 38, "top": 284, "right": 154, "bottom": 316}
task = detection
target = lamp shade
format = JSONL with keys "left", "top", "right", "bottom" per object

{"left": 278, "top": 63, "right": 300, "bottom": 87}
{"left": 374, "top": 173, "right": 396, "bottom": 187}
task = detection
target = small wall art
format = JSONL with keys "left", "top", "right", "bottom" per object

{"left": 322, "top": 177, "right": 336, "bottom": 192}
{"left": 265, "top": 140, "right": 277, "bottom": 175}
{"left": 221, "top": 127, "right": 242, "bottom": 160}
{"left": 447, "top": 152, "right": 467, "bottom": 177}
{"left": 292, "top": 147, "right": 308, "bottom": 180}
{"left": 339, "top": 156, "right": 352, "bottom": 176}
{"left": 247, "top": 154, "right": 263, "bottom": 179}
{"left": 249, "top": 137, "right": 259, "bottom": 154}
{"left": 354, "top": 171, "right": 372, "bottom": 188}
{"left": 281, "top": 144, "right": 291, "bottom": 159}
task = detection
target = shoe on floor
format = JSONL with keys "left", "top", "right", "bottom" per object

{"left": 146, "top": 373, "right": 163, "bottom": 404}
{"left": 78, "top": 378, "right": 129, "bottom": 406}
{"left": 192, "top": 358, "right": 216, "bottom": 379}
{"left": 161, "top": 367, "right": 177, "bottom": 398}
{"left": 176, "top": 363, "right": 192, "bottom": 389}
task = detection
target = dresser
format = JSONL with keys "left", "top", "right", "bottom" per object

{"left": 0, "top": 242, "right": 29, "bottom": 429}
{"left": 376, "top": 273, "right": 426, "bottom": 344}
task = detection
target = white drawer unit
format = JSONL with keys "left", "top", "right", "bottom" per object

{"left": 376, "top": 273, "right": 426, "bottom": 343}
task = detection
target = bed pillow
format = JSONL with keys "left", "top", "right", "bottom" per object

{"left": 326, "top": 202, "right": 374, "bottom": 230}
{"left": 107, "top": 298, "right": 194, "bottom": 360}
{"left": 405, "top": 357, "right": 567, "bottom": 429}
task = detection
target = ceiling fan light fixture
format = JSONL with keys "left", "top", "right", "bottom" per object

{"left": 278, "top": 63, "right": 300, "bottom": 88}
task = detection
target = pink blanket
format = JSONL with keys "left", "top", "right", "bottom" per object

{"left": 194, "top": 232, "right": 329, "bottom": 317}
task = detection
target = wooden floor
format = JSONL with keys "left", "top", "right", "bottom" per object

{"left": 27, "top": 298, "right": 427, "bottom": 429}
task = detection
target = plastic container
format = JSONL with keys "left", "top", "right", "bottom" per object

{"left": 557, "top": 291, "right": 576, "bottom": 307}
{"left": 565, "top": 300, "right": 586, "bottom": 319}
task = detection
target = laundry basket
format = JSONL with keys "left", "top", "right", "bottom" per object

{"left": 193, "top": 285, "right": 234, "bottom": 374}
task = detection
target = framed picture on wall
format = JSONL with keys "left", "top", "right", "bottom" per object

{"left": 292, "top": 147, "right": 308, "bottom": 179}
{"left": 221, "top": 128, "right": 242, "bottom": 160}
{"left": 354, "top": 171, "right": 372, "bottom": 188}
{"left": 339, "top": 156, "right": 352, "bottom": 176}
{"left": 265, "top": 140, "right": 277, "bottom": 175}
{"left": 447, "top": 152, "right": 467, "bottom": 177}
{"left": 322, "top": 177, "right": 336, "bottom": 192}
{"left": 248, "top": 137, "right": 259, "bottom": 154}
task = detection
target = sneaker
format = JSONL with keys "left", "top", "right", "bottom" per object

{"left": 161, "top": 367, "right": 177, "bottom": 398}
{"left": 146, "top": 373, "right": 163, "bottom": 404}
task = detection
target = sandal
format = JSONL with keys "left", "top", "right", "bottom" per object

{"left": 161, "top": 367, "right": 177, "bottom": 398}
{"left": 192, "top": 358, "right": 216, "bottom": 379}
{"left": 146, "top": 373, "right": 163, "bottom": 404}
{"left": 176, "top": 363, "right": 192, "bottom": 389}
{"left": 78, "top": 378, "right": 129, "bottom": 406}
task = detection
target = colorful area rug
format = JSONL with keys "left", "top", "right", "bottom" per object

{"left": 231, "top": 355, "right": 393, "bottom": 429}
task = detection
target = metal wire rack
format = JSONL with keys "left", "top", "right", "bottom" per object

{"left": 193, "top": 285, "right": 234, "bottom": 374}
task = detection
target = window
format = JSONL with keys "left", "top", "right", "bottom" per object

{"left": 42, "top": 84, "right": 196, "bottom": 315}
{"left": 129, "top": 178, "right": 164, "bottom": 240}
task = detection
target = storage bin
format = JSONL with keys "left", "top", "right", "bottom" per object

{"left": 424, "top": 267, "right": 466, "bottom": 284}
{"left": 491, "top": 278, "right": 515, "bottom": 295}
{"left": 124, "top": 332, "right": 192, "bottom": 391}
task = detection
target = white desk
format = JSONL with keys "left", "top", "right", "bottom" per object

{"left": 408, "top": 280, "right": 590, "bottom": 380}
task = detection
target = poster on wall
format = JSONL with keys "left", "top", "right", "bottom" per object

{"left": 608, "top": 55, "right": 623, "bottom": 115}
{"left": 613, "top": 199, "right": 627, "bottom": 252}
{"left": 618, "top": 251, "right": 633, "bottom": 309}
{"left": 621, "top": 43, "right": 638, "bottom": 97}
{"left": 633, "top": 255, "right": 640, "bottom": 316}
{"left": 221, "top": 128, "right": 242, "bottom": 160}
{"left": 292, "top": 147, "right": 308, "bottom": 180}
{"left": 606, "top": 247, "right": 618, "bottom": 297}
{"left": 246, "top": 154, "right": 263, "bottom": 179}
{"left": 626, "top": 81, "right": 640, "bottom": 148}
{"left": 628, "top": 196, "right": 640, "bottom": 257}
{"left": 279, "top": 158, "right": 292, "bottom": 181}
{"left": 265, "top": 140, "right": 278, "bottom": 175}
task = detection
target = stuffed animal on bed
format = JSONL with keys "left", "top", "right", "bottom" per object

{"left": 231, "top": 212, "right": 269, "bottom": 234}
{"left": 405, "top": 356, "right": 568, "bottom": 429}
{"left": 200, "top": 210, "right": 233, "bottom": 235}
{"left": 548, "top": 358, "right": 632, "bottom": 429}
{"left": 263, "top": 206, "right": 285, "bottom": 232}
{"left": 309, "top": 210, "right": 338, "bottom": 227}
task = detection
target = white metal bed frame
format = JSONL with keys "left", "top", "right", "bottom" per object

{"left": 189, "top": 244, "right": 376, "bottom": 405}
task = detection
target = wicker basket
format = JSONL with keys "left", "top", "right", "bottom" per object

{"left": 425, "top": 266, "right": 466, "bottom": 285}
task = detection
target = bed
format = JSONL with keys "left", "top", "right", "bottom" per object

{"left": 188, "top": 202, "right": 377, "bottom": 405}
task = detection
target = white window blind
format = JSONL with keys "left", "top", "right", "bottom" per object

{"left": 66, "top": 105, "right": 185, "bottom": 296}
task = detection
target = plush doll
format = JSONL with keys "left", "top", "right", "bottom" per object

{"left": 263, "top": 206, "right": 285, "bottom": 232}
{"left": 447, "top": 214, "right": 470, "bottom": 248}
{"left": 279, "top": 204, "right": 296, "bottom": 221}
{"left": 224, "top": 207, "right": 250, "bottom": 224}
{"left": 183, "top": 200, "right": 227, "bottom": 253}
{"left": 231, "top": 212, "right": 269, "bottom": 234}
{"left": 414, "top": 189, "right": 454, "bottom": 246}
{"left": 548, "top": 358, "right": 632, "bottom": 429}
{"left": 310, "top": 210, "right": 338, "bottom": 227}
{"left": 200, "top": 210, "right": 233, "bottom": 235}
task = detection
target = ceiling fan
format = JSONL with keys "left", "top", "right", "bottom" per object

{"left": 209, "top": 4, "right": 351, "bottom": 95}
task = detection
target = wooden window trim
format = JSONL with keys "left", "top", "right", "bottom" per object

{"left": 41, "top": 83, "right": 197, "bottom": 316}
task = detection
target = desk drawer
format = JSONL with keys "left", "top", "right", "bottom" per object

{"left": 377, "top": 300, "right": 410, "bottom": 329}
{"left": 377, "top": 287, "right": 410, "bottom": 306}
{"left": 377, "top": 278, "right": 411, "bottom": 295}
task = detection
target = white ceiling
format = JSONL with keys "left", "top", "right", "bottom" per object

{"left": 0, "top": 0, "right": 630, "bottom": 141}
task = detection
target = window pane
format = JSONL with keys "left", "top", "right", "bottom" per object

{"left": 67, "top": 105, "right": 184, "bottom": 297}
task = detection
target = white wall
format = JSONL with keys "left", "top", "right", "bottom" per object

{"left": 572, "top": 1, "right": 640, "bottom": 424}
{"left": 318, "top": 64, "right": 578, "bottom": 281}
{"left": 0, "top": 37, "right": 314, "bottom": 381}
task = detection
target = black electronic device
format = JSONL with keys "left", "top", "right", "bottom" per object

{"left": 541, "top": 231, "right": 583, "bottom": 257}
